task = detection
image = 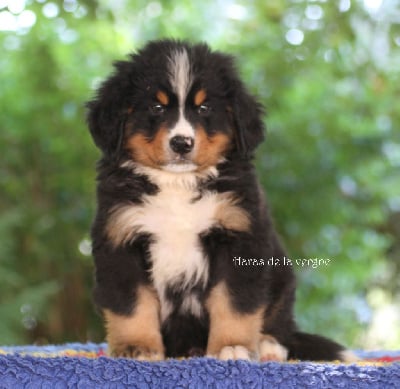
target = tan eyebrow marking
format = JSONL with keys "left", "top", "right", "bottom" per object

{"left": 156, "top": 90, "right": 169, "bottom": 105}
{"left": 194, "top": 89, "right": 207, "bottom": 106}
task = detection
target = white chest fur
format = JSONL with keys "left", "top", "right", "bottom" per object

{"left": 139, "top": 184, "right": 218, "bottom": 320}
{"left": 144, "top": 183, "right": 214, "bottom": 281}
{"left": 106, "top": 165, "right": 250, "bottom": 321}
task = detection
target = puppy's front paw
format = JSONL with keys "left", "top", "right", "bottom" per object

{"left": 258, "top": 335, "right": 288, "bottom": 362}
{"left": 110, "top": 344, "right": 164, "bottom": 361}
{"left": 210, "top": 345, "right": 255, "bottom": 361}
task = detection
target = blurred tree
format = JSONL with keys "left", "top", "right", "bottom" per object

{"left": 0, "top": 0, "right": 399, "bottom": 348}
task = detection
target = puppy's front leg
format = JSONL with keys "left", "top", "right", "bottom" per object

{"left": 206, "top": 282, "right": 264, "bottom": 361}
{"left": 104, "top": 285, "right": 164, "bottom": 360}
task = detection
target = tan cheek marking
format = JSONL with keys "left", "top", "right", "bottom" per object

{"left": 205, "top": 282, "right": 265, "bottom": 356}
{"left": 215, "top": 193, "right": 250, "bottom": 232}
{"left": 125, "top": 127, "right": 169, "bottom": 168}
{"left": 104, "top": 286, "right": 164, "bottom": 358}
{"left": 194, "top": 89, "right": 207, "bottom": 106}
{"left": 156, "top": 90, "right": 169, "bottom": 106}
{"left": 193, "top": 127, "right": 232, "bottom": 170}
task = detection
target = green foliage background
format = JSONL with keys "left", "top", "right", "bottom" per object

{"left": 1, "top": 0, "right": 399, "bottom": 348}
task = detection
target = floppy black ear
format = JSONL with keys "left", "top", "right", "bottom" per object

{"left": 86, "top": 61, "right": 131, "bottom": 161}
{"left": 231, "top": 85, "right": 265, "bottom": 158}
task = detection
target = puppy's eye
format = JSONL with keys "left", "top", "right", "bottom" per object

{"left": 150, "top": 104, "right": 166, "bottom": 115}
{"left": 197, "top": 104, "right": 211, "bottom": 116}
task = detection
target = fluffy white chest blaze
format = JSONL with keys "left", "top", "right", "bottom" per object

{"left": 107, "top": 165, "right": 250, "bottom": 320}
{"left": 141, "top": 184, "right": 215, "bottom": 288}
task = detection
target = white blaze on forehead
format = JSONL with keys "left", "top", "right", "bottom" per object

{"left": 168, "top": 48, "right": 195, "bottom": 140}
{"left": 168, "top": 48, "right": 192, "bottom": 105}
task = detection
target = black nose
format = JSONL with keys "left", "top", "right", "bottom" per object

{"left": 169, "top": 135, "right": 194, "bottom": 154}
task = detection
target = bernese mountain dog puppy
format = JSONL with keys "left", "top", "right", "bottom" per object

{"left": 87, "top": 39, "right": 355, "bottom": 362}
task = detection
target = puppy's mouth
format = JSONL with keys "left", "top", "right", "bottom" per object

{"left": 172, "top": 154, "right": 191, "bottom": 163}
{"left": 161, "top": 135, "right": 198, "bottom": 172}
{"left": 162, "top": 154, "right": 198, "bottom": 173}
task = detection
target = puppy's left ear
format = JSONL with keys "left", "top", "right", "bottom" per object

{"left": 229, "top": 84, "right": 265, "bottom": 158}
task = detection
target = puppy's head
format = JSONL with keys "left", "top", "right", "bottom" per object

{"left": 87, "top": 40, "right": 264, "bottom": 172}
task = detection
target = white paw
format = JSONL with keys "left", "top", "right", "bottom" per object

{"left": 216, "top": 345, "right": 252, "bottom": 360}
{"left": 259, "top": 336, "right": 288, "bottom": 362}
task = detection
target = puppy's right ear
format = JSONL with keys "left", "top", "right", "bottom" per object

{"left": 86, "top": 61, "right": 131, "bottom": 161}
